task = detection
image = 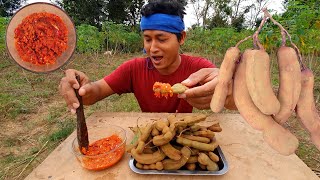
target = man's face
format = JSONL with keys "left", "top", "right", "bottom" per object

{"left": 143, "top": 30, "right": 185, "bottom": 75}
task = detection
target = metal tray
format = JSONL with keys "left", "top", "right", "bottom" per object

{"left": 129, "top": 146, "right": 229, "bottom": 176}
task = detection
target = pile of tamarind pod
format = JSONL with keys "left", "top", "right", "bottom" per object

{"left": 126, "top": 114, "right": 223, "bottom": 171}
{"left": 210, "top": 8, "right": 320, "bottom": 155}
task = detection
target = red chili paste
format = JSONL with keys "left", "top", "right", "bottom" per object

{"left": 14, "top": 12, "right": 68, "bottom": 65}
{"left": 81, "top": 134, "right": 125, "bottom": 170}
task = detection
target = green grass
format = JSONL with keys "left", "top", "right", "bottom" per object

{"left": 0, "top": 51, "right": 319, "bottom": 179}
{"left": 48, "top": 120, "right": 75, "bottom": 142}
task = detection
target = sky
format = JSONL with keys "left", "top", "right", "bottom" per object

{"left": 25, "top": 0, "right": 285, "bottom": 29}
{"left": 184, "top": 0, "right": 285, "bottom": 28}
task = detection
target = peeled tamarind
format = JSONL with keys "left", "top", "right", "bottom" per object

{"left": 295, "top": 68, "right": 320, "bottom": 150}
{"left": 246, "top": 49, "right": 280, "bottom": 115}
{"left": 211, "top": 47, "right": 241, "bottom": 112}
{"left": 274, "top": 46, "right": 301, "bottom": 124}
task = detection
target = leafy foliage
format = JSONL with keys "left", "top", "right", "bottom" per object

{"left": 101, "top": 22, "right": 142, "bottom": 53}
{"left": 57, "top": 0, "right": 106, "bottom": 28}
{"left": 0, "top": 17, "right": 8, "bottom": 54}
{"left": 76, "top": 24, "right": 103, "bottom": 53}
{"left": 183, "top": 27, "right": 253, "bottom": 55}
{"left": 106, "top": 0, "right": 127, "bottom": 24}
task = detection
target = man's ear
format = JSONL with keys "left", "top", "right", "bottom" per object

{"left": 180, "top": 31, "right": 186, "bottom": 45}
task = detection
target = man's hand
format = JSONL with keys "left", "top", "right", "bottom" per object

{"left": 178, "top": 68, "right": 219, "bottom": 109}
{"left": 59, "top": 69, "right": 90, "bottom": 114}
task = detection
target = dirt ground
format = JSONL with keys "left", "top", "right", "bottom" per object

{"left": 0, "top": 53, "right": 319, "bottom": 179}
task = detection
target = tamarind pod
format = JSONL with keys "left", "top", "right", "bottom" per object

{"left": 139, "top": 123, "right": 154, "bottom": 142}
{"left": 155, "top": 119, "right": 168, "bottom": 131}
{"left": 311, "top": 134, "right": 320, "bottom": 151}
{"left": 211, "top": 47, "right": 241, "bottom": 113}
{"left": 207, "top": 124, "right": 222, "bottom": 132}
{"left": 176, "top": 137, "right": 217, "bottom": 151}
{"left": 187, "top": 155, "right": 198, "bottom": 163}
{"left": 126, "top": 144, "right": 137, "bottom": 153}
{"left": 126, "top": 128, "right": 142, "bottom": 152}
{"left": 131, "top": 148, "right": 166, "bottom": 165}
{"left": 186, "top": 163, "right": 197, "bottom": 171}
{"left": 176, "top": 126, "right": 184, "bottom": 134}
{"left": 160, "top": 143, "right": 182, "bottom": 160}
{"left": 274, "top": 46, "right": 301, "bottom": 124}
{"left": 142, "top": 164, "right": 150, "bottom": 170}
{"left": 182, "top": 131, "right": 192, "bottom": 135}
{"left": 136, "top": 141, "right": 145, "bottom": 154}
{"left": 234, "top": 51, "right": 299, "bottom": 155}
{"left": 162, "top": 146, "right": 191, "bottom": 170}
{"left": 155, "top": 162, "right": 164, "bottom": 170}
{"left": 262, "top": 121, "right": 299, "bottom": 156}
{"left": 295, "top": 68, "right": 320, "bottom": 150}
{"left": 198, "top": 153, "right": 210, "bottom": 165}
{"left": 153, "top": 131, "right": 175, "bottom": 146}
{"left": 162, "top": 126, "right": 170, "bottom": 134}
{"left": 189, "top": 114, "right": 207, "bottom": 125}
{"left": 136, "top": 162, "right": 143, "bottom": 169}
{"left": 151, "top": 127, "right": 160, "bottom": 136}
{"left": 246, "top": 49, "right": 280, "bottom": 115}
{"left": 193, "top": 130, "right": 215, "bottom": 138}
{"left": 208, "top": 152, "right": 220, "bottom": 162}
{"left": 190, "top": 148, "right": 199, "bottom": 155}
{"left": 198, "top": 153, "right": 219, "bottom": 171}
{"left": 174, "top": 121, "right": 188, "bottom": 129}
{"left": 225, "top": 93, "right": 238, "bottom": 110}
{"left": 180, "top": 114, "right": 207, "bottom": 127}
{"left": 167, "top": 114, "right": 177, "bottom": 126}
{"left": 142, "top": 147, "right": 154, "bottom": 154}
{"left": 149, "top": 163, "right": 157, "bottom": 170}
{"left": 190, "top": 125, "right": 201, "bottom": 132}
{"left": 233, "top": 50, "right": 270, "bottom": 130}
{"left": 180, "top": 134, "right": 211, "bottom": 143}
{"left": 171, "top": 83, "right": 188, "bottom": 94}
{"left": 200, "top": 126, "right": 208, "bottom": 131}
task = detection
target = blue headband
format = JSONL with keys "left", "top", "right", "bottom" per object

{"left": 140, "top": 13, "right": 185, "bottom": 33}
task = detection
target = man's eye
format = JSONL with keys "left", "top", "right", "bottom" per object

{"left": 159, "top": 39, "right": 167, "bottom": 42}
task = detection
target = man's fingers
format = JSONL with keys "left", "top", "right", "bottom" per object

{"left": 185, "top": 96, "right": 212, "bottom": 110}
{"left": 181, "top": 68, "right": 219, "bottom": 86}
{"left": 65, "top": 69, "right": 79, "bottom": 89}
{"left": 183, "top": 77, "right": 218, "bottom": 98}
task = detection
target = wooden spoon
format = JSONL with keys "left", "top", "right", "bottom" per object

{"left": 74, "top": 74, "right": 89, "bottom": 154}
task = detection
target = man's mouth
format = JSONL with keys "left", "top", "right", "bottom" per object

{"left": 152, "top": 56, "right": 163, "bottom": 62}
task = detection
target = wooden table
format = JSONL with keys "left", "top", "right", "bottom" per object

{"left": 26, "top": 112, "right": 319, "bottom": 180}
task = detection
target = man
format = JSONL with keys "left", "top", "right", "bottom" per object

{"left": 59, "top": 0, "right": 220, "bottom": 113}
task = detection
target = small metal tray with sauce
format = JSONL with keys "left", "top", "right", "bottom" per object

{"left": 129, "top": 146, "right": 228, "bottom": 176}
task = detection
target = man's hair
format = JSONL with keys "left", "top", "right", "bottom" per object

{"left": 141, "top": 0, "right": 186, "bottom": 41}
{"left": 141, "top": 0, "right": 186, "bottom": 20}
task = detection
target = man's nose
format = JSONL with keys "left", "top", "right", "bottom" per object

{"left": 150, "top": 40, "right": 159, "bottom": 53}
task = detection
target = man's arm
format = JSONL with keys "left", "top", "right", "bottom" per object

{"left": 59, "top": 69, "right": 115, "bottom": 114}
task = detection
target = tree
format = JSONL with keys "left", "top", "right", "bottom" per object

{"left": 230, "top": 0, "right": 250, "bottom": 31}
{"left": 0, "top": 0, "right": 25, "bottom": 17}
{"left": 246, "top": 0, "right": 270, "bottom": 28}
{"left": 57, "top": 0, "right": 106, "bottom": 28}
{"left": 125, "top": 0, "right": 145, "bottom": 27}
{"left": 189, "top": 0, "right": 249, "bottom": 30}
{"left": 281, "top": 0, "right": 320, "bottom": 29}
{"left": 207, "top": 0, "right": 231, "bottom": 28}
{"left": 189, "top": 0, "right": 202, "bottom": 26}
{"left": 106, "top": 0, "right": 128, "bottom": 24}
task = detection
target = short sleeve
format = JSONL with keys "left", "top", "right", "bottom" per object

{"left": 104, "top": 60, "right": 134, "bottom": 94}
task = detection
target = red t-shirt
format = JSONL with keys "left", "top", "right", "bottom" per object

{"left": 104, "top": 54, "right": 215, "bottom": 113}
